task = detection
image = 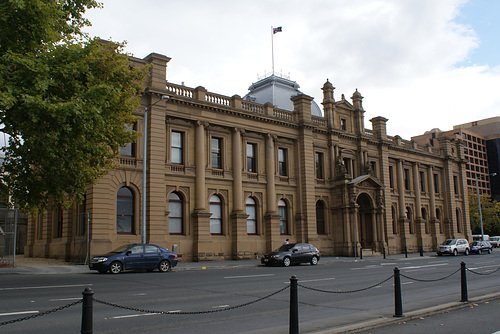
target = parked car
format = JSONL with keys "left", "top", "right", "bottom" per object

{"left": 470, "top": 241, "right": 493, "bottom": 254}
{"left": 472, "top": 234, "right": 489, "bottom": 241}
{"left": 261, "top": 243, "right": 320, "bottom": 267}
{"left": 436, "top": 239, "right": 470, "bottom": 256}
{"left": 488, "top": 236, "right": 500, "bottom": 248}
{"left": 89, "top": 243, "right": 178, "bottom": 274}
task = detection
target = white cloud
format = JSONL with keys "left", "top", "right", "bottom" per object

{"left": 84, "top": 0, "right": 500, "bottom": 138}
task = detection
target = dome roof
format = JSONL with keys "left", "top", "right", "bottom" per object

{"left": 243, "top": 75, "right": 323, "bottom": 117}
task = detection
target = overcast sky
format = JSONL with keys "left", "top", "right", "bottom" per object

{"left": 82, "top": 0, "right": 500, "bottom": 139}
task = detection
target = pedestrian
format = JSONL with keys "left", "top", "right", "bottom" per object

{"left": 283, "top": 238, "right": 289, "bottom": 245}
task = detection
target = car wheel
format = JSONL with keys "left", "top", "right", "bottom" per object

{"left": 310, "top": 256, "right": 318, "bottom": 265}
{"left": 453, "top": 249, "right": 458, "bottom": 256}
{"left": 158, "top": 260, "right": 171, "bottom": 272}
{"left": 464, "top": 249, "right": 469, "bottom": 256}
{"left": 283, "top": 257, "right": 291, "bottom": 267}
{"left": 110, "top": 261, "right": 122, "bottom": 274}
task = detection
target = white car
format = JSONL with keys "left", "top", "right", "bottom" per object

{"left": 488, "top": 236, "right": 500, "bottom": 248}
{"left": 437, "top": 239, "right": 470, "bottom": 256}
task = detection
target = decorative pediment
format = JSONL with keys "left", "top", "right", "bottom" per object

{"left": 348, "top": 174, "right": 383, "bottom": 189}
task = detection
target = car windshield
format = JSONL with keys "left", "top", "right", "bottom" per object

{"left": 441, "top": 239, "right": 456, "bottom": 245}
{"left": 471, "top": 241, "right": 479, "bottom": 246}
{"left": 276, "top": 244, "right": 295, "bottom": 252}
{"left": 109, "top": 244, "right": 134, "bottom": 254}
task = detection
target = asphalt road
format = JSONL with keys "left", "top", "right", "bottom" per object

{"left": 1, "top": 253, "right": 499, "bottom": 333}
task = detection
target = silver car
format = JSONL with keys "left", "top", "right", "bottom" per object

{"left": 437, "top": 239, "right": 470, "bottom": 256}
{"left": 488, "top": 236, "right": 500, "bottom": 248}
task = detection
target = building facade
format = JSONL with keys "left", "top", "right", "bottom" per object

{"left": 25, "top": 52, "right": 471, "bottom": 262}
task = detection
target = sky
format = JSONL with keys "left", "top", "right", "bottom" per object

{"left": 82, "top": 0, "right": 500, "bottom": 139}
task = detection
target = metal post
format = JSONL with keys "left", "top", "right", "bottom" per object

{"left": 13, "top": 208, "right": 18, "bottom": 267}
{"left": 383, "top": 246, "right": 386, "bottom": 259}
{"left": 404, "top": 246, "right": 408, "bottom": 258}
{"left": 360, "top": 247, "right": 363, "bottom": 260}
{"left": 419, "top": 246, "right": 423, "bottom": 257}
{"left": 289, "top": 276, "right": 299, "bottom": 334}
{"left": 394, "top": 267, "right": 403, "bottom": 317}
{"left": 81, "top": 287, "right": 94, "bottom": 334}
{"left": 460, "top": 262, "right": 468, "bottom": 302}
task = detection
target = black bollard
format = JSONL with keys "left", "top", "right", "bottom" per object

{"left": 383, "top": 247, "right": 386, "bottom": 259}
{"left": 460, "top": 262, "right": 468, "bottom": 302}
{"left": 81, "top": 287, "right": 94, "bottom": 334}
{"left": 420, "top": 246, "right": 424, "bottom": 257}
{"left": 289, "top": 276, "right": 299, "bottom": 334}
{"left": 393, "top": 267, "right": 403, "bottom": 317}
{"left": 405, "top": 246, "right": 408, "bottom": 258}
{"left": 360, "top": 248, "right": 363, "bottom": 260}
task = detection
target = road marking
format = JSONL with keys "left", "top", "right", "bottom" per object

{"left": 49, "top": 297, "right": 81, "bottom": 301}
{"left": 402, "top": 282, "right": 414, "bottom": 285}
{"left": 113, "top": 313, "right": 160, "bottom": 319}
{"left": 212, "top": 305, "right": 229, "bottom": 308}
{"left": 0, "top": 311, "right": 39, "bottom": 317}
{"left": 0, "top": 284, "right": 91, "bottom": 291}
{"left": 224, "top": 274, "right": 274, "bottom": 279}
{"left": 132, "top": 293, "right": 147, "bottom": 296}
{"left": 400, "top": 263, "right": 448, "bottom": 270}
{"left": 381, "top": 263, "right": 397, "bottom": 266}
{"left": 283, "top": 277, "right": 336, "bottom": 284}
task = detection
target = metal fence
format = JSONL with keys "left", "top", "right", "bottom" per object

{"left": 0, "top": 208, "right": 27, "bottom": 267}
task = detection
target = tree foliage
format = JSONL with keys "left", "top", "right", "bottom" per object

{"left": 468, "top": 189, "right": 500, "bottom": 236}
{"left": 0, "top": 0, "right": 147, "bottom": 211}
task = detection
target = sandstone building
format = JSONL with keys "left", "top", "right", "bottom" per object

{"left": 25, "top": 53, "right": 471, "bottom": 262}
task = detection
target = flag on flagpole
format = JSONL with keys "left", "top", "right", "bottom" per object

{"left": 273, "top": 26, "right": 282, "bottom": 34}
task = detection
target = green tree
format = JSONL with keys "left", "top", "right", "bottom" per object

{"left": 0, "top": 0, "right": 147, "bottom": 211}
{"left": 468, "top": 189, "right": 500, "bottom": 236}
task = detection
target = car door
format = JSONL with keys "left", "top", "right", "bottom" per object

{"left": 144, "top": 244, "right": 162, "bottom": 269}
{"left": 123, "top": 245, "right": 145, "bottom": 270}
{"left": 292, "top": 244, "right": 308, "bottom": 263}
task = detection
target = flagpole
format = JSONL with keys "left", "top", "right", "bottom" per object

{"left": 271, "top": 26, "right": 275, "bottom": 75}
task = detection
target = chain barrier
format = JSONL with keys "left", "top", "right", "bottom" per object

{"left": 94, "top": 285, "right": 289, "bottom": 315}
{"left": 467, "top": 265, "right": 500, "bottom": 276}
{"left": 298, "top": 275, "right": 394, "bottom": 294}
{"left": 400, "top": 268, "right": 460, "bottom": 282}
{"left": 0, "top": 300, "right": 82, "bottom": 326}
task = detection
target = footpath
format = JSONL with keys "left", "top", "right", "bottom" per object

{"left": 1, "top": 253, "right": 499, "bottom": 333}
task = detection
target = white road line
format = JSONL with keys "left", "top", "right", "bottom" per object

{"left": 0, "top": 311, "right": 39, "bottom": 317}
{"left": 402, "top": 282, "right": 414, "bottom": 285}
{"left": 400, "top": 263, "right": 448, "bottom": 270}
{"left": 113, "top": 313, "right": 160, "bottom": 319}
{"left": 0, "top": 284, "right": 91, "bottom": 291}
{"left": 283, "top": 277, "right": 336, "bottom": 284}
{"left": 49, "top": 297, "right": 81, "bottom": 302}
{"left": 224, "top": 274, "right": 275, "bottom": 279}
{"left": 132, "top": 293, "right": 147, "bottom": 296}
{"left": 212, "top": 305, "right": 229, "bottom": 308}
{"left": 381, "top": 263, "right": 397, "bottom": 266}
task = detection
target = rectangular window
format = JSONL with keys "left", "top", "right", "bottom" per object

{"left": 211, "top": 137, "right": 222, "bottom": 169}
{"left": 434, "top": 173, "right": 440, "bottom": 194}
{"left": 278, "top": 148, "right": 288, "bottom": 176}
{"left": 419, "top": 171, "right": 425, "bottom": 192}
{"left": 315, "top": 152, "right": 324, "bottom": 179}
{"left": 453, "top": 175, "right": 459, "bottom": 194}
{"left": 389, "top": 166, "right": 394, "bottom": 188}
{"left": 120, "top": 123, "right": 135, "bottom": 156}
{"left": 404, "top": 169, "right": 410, "bottom": 190}
{"left": 55, "top": 208, "right": 63, "bottom": 238}
{"left": 247, "top": 143, "right": 256, "bottom": 173}
{"left": 340, "top": 118, "right": 347, "bottom": 131}
{"left": 171, "top": 131, "right": 183, "bottom": 164}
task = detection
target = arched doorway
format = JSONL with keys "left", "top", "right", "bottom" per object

{"left": 357, "top": 193, "right": 375, "bottom": 249}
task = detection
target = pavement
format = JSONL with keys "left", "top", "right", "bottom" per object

{"left": 1, "top": 252, "right": 499, "bottom": 333}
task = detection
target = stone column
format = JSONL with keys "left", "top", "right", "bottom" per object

{"left": 264, "top": 133, "right": 280, "bottom": 251}
{"left": 427, "top": 165, "right": 439, "bottom": 246}
{"left": 413, "top": 163, "right": 424, "bottom": 246}
{"left": 396, "top": 159, "right": 408, "bottom": 249}
{"left": 195, "top": 121, "right": 206, "bottom": 211}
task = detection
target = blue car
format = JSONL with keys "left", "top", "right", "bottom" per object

{"left": 89, "top": 243, "right": 178, "bottom": 274}
{"left": 470, "top": 241, "right": 493, "bottom": 254}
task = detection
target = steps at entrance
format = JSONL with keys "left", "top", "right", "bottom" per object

{"left": 360, "top": 248, "right": 381, "bottom": 257}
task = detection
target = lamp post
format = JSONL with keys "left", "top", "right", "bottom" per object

{"left": 476, "top": 173, "right": 497, "bottom": 241}
{"left": 142, "top": 95, "right": 170, "bottom": 244}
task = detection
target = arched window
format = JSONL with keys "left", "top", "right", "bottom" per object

{"left": 422, "top": 208, "right": 429, "bottom": 234}
{"left": 406, "top": 206, "right": 413, "bottom": 234}
{"left": 456, "top": 208, "right": 462, "bottom": 233}
{"left": 436, "top": 208, "right": 442, "bottom": 234}
{"left": 210, "top": 194, "right": 222, "bottom": 234}
{"left": 316, "top": 201, "right": 326, "bottom": 234}
{"left": 168, "top": 192, "right": 183, "bottom": 234}
{"left": 246, "top": 197, "right": 257, "bottom": 234}
{"left": 278, "top": 199, "right": 288, "bottom": 235}
{"left": 392, "top": 206, "right": 397, "bottom": 234}
{"left": 117, "top": 187, "right": 134, "bottom": 234}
